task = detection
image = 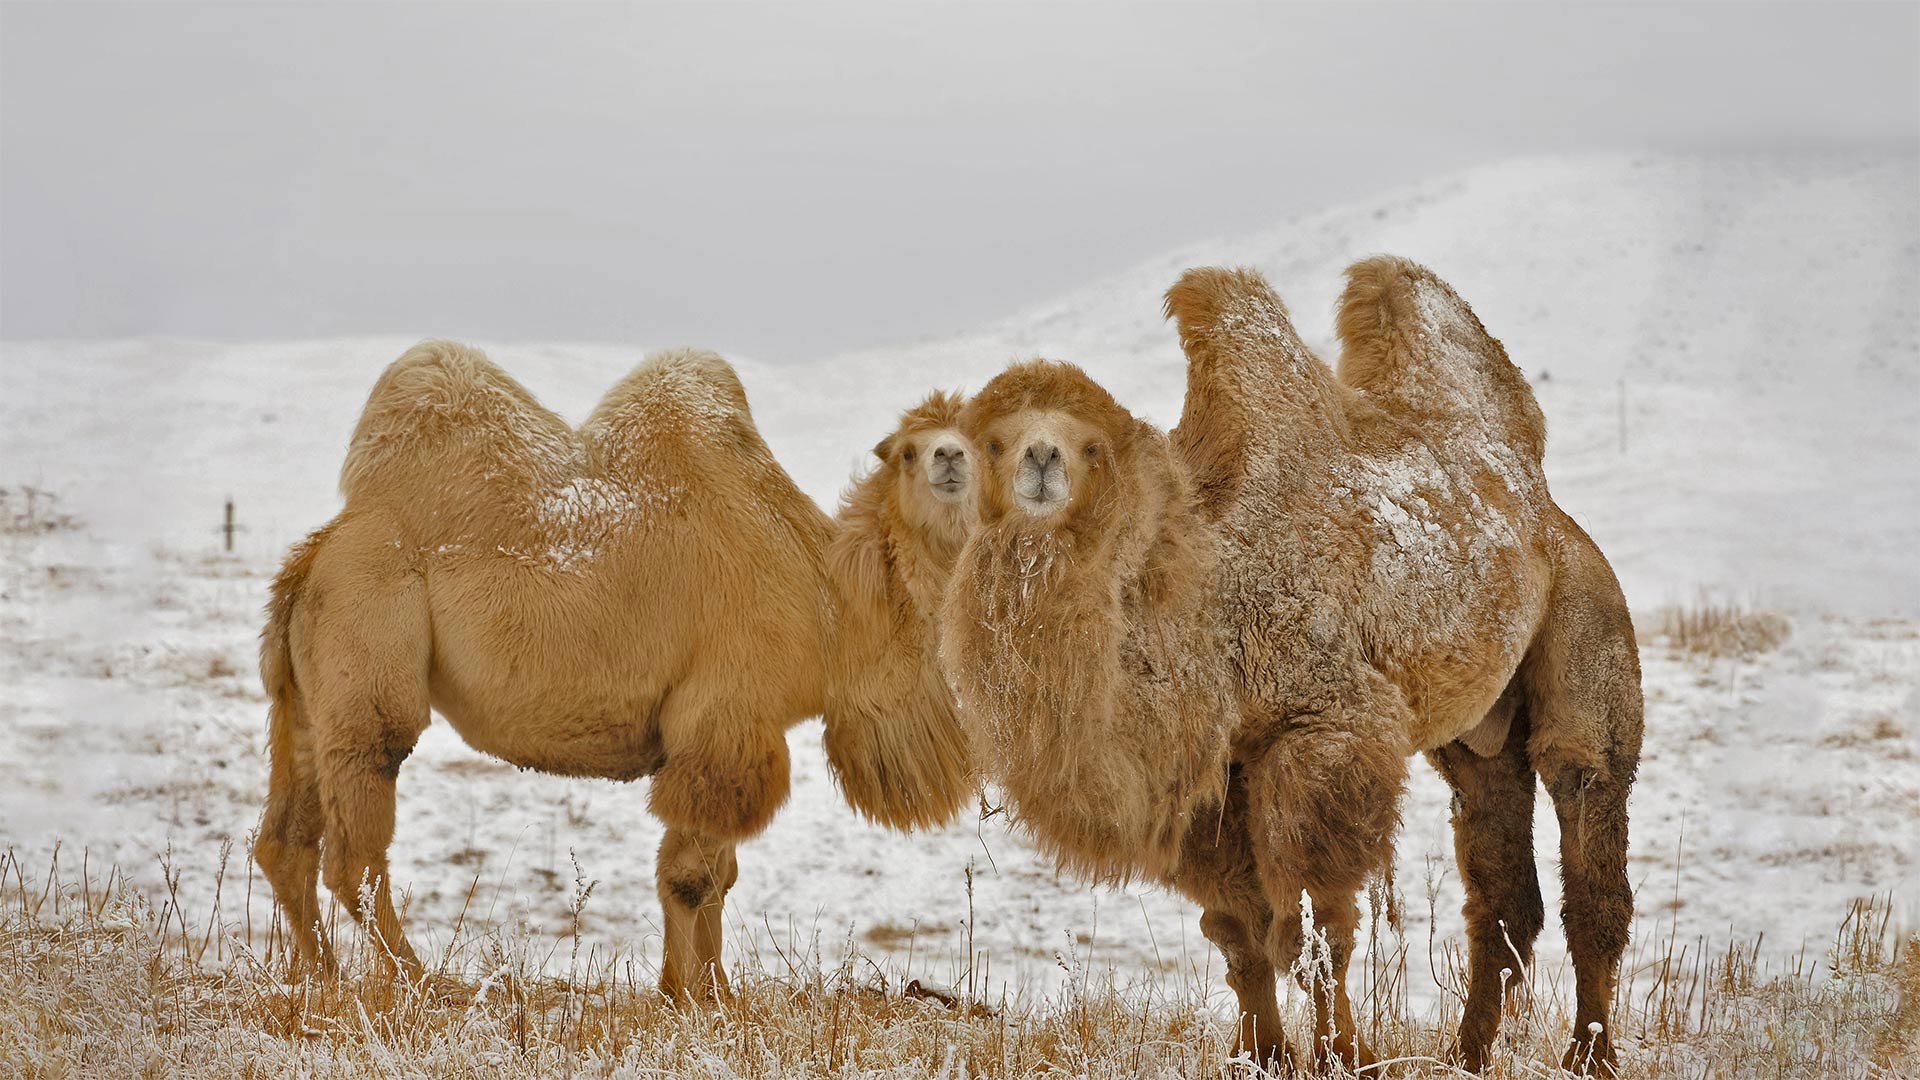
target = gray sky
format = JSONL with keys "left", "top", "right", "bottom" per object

{"left": 3, "top": 2, "right": 1915, "bottom": 362}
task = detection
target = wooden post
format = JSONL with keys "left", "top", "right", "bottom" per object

{"left": 224, "top": 498, "right": 236, "bottom": 552}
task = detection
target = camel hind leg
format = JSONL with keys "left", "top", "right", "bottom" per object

{"left": 1523, "top": 520, "right": 1644, "bottom": 1076}
{"left": 302, "top": 561, "right": 432, "bottom": 980}
{"left": 1428, "top": 690, "right": 1547, "bottom": 1072}
{"left": 255, "top": 691, "right": 331, "bottom": 975}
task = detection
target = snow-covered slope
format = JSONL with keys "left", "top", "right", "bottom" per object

{"left": 2, "top": 152, "right": 1916, "bottom": 1021}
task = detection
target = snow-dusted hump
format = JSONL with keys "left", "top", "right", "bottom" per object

{"left": 340, "top": 339, "right": 578, "bottom": 502}
{"left": 335, "top": 342, "right": 818, "bottom": 576}
{"left": 1336, "top": 255, "right": 1547, "bottom": 464}
{"left": 581, "top": 348, "right": 759, "bottom": 484}
{"left": 1163, "top": 267, "right": 1346, "bottom": 521}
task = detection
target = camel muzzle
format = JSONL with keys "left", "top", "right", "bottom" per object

{"left": 928, "top": 439, "right": 970, "bottom": 502}
{"left": 1013, "top": 440, "right": 1069, "bottom": 514}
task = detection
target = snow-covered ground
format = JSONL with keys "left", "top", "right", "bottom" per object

{"left": 2, "top": 152, "right": 1916, "bottom": 1021}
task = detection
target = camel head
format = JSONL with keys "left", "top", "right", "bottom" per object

{"left": 959, "top": 360, "right": 1143, "bottom": 531}
{"left": 870, "top": 390, "right": 975, "bottom": 556}
{"left": 957, "top": 359, "right": 1206, "bottom": 608}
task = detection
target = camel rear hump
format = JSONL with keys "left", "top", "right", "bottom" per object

{"left": 340, "top": 340, "right": 578, "bottom": 506}
{"left": 1335, "top": 256, "right": 1546, "bottom": 463}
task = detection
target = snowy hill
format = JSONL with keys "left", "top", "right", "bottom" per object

{"left": 1, "top": 152, "right": 1916, "bottom": 1018}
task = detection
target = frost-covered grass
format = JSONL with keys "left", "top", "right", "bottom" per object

{"left": 0, "top": 848, "right": 1912, "bottom": 1078}
{"left": 1651, "top": 602, "right": 1793, "bottom": 660}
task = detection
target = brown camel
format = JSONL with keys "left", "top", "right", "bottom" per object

{"left": 941, "top": 258, "right": 1642, "bottom": 1074}
{"left": 823, "top": 390, "right": 976, "bottom": 830}
{"left": 254, "top": 344, "right": 969, "bottom": 998}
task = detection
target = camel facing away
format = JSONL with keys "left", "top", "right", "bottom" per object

{"left": 254, "top": 344, "right": 970, "bottom": 999}
{"left": 941, "top": 258, "right": 1642, "bottom": 1074}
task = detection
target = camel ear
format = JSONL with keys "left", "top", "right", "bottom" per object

{"left": 872, "top": 434, "right": 895, "bottom": 462}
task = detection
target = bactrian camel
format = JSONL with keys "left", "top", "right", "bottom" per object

{"left": 255, "top": 344, "right": 971, "bottom": 998}
{"left": 941, "top": 258, "right": 1642, "bottom": 1074}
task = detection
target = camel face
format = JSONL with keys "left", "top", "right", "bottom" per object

{"left": 895, "top": 426, "right": 971, "bottom": 509}
{"left": 974, "top": 408, "right": 1121, "bottom": 522}
{"left": 922, "top": 432, "right": 972, "bottom": 504}
{"left": 961, "top": 362, "right": 1134, "bottom": 528}
{"left": 876, "top": 422, "right": 975, "bottom": 554}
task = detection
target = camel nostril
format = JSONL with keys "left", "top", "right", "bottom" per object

{"left": 1024, "top": 442, "right": 1060, "bottom": 468}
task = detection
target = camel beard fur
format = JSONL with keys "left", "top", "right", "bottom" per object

{"left": 942, "top": 390, "right": 1234, "bottom": 884}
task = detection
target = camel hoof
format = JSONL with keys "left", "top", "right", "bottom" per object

{"left": 1445, "top": 1030, "right": 1494, "bottom": 1073}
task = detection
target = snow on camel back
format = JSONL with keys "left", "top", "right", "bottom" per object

{"left": 339, "top": 340, "right": 580, "bottom": 537}
{"left": 1335, "top": 254, "right": 1548, "bottom": 466}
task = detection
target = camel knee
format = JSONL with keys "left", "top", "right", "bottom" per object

{"left": 649, "top": 734, "right": 790, "bottom": 840}
{"left": 1462, "top": 873, "right": 1546, "bottom": 947}
{"left": 321, "top": 855, "right": 375, "bottom": 914}
{"left": 1563, "top": 883, "right": 1632, "bottom": 962}
{"left": 656, "top": 829, "right": 738, "bottom": 910}
{"left": 1200, "top": 910, "right": 1269, "bottom": 982}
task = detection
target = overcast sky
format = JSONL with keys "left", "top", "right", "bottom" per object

{"left": 2, "top": 2, "right": 1915, "bottom": 361}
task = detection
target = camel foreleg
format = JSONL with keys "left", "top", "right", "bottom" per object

{"left": 1246, "top": 677, "right": 1409, "bottom": 1074}
{"left": 1199, "top": 906, "right": 1293, "bottom": 1072}
{"left": 655, "top": 826, "right": 739, "bottom": 1001}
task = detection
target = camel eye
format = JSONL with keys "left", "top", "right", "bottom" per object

{"left": 1083, "top": 443, "right": 1100, "bottom": 459}
{"left": 901, "top": 447, "right": 916, "bottom": 464}
{"left": 988, "top": 440, "right": 1003, "bottom": 457}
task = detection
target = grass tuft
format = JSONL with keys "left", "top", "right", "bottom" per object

{"left": 1653, "top": 602, "right": 1791, "bottom": 659}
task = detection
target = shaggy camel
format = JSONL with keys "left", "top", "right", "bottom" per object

{"left": 823, "top": 390, "right": 977, "bottom": 830}
{"left": 942, "top": 258, "right": 1642, "bottom": 1074}
{"left": 255, "top": 345, "right": 967, "bottom": 998}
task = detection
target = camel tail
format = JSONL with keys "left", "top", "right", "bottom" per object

{"left": 261, "top": 525, "right": 332, "bottom": 740}
{"left": 1336, "top": 255, "right": 1546, "bottom": 461}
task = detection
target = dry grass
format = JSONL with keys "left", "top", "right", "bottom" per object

{"left": 1652, "top": 602, "right": 1792, "bottom": 660}
{"left": 0, "top": 847, "right": 1912, "bottom": 1079}
{"left": 0, "top": 486, "right": 80, "bottom": 536}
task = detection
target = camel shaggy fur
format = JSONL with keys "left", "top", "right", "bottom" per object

{"left": 823, "top": 390, "right": 976, "bottom": 830}
{"left": 942, "top": 259, "right": 1642, "bottom": 1074}
{"left": 255, "top": 343, "right": 837, "bottom": 998}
